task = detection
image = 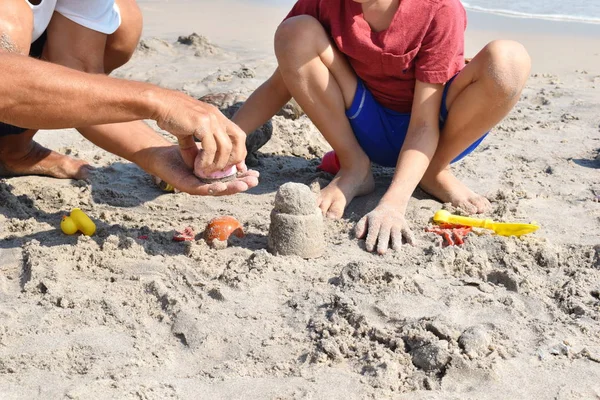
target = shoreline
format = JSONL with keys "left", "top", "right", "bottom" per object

{"left": 463, "top": 5, "right": 600, "bottom": 26}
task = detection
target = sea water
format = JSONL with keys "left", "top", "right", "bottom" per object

{"left": 462, "top": 0, "right": 600, "bottom": 24}
{"left": 253, "top": 0, "right": 600, "bottom": 25}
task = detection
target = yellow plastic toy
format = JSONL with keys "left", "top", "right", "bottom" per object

{"left": 153, "top": 176, "right": 175, "bottom": 192}
{"left": 433, "top": 210, "right": 539, "bottom": 237}
{"left": 60, "top": 208, "right": 96, "bottom": 236}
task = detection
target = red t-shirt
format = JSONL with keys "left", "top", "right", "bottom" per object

{"left": 284, "top": 0, "right": 467, "bottom": 113}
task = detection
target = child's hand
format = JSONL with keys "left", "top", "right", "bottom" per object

{"left": 140, "top": 145, "right": 259, "bottom": 196}
{"left": 354, "top": 203, "right": 415, "bottom": 254}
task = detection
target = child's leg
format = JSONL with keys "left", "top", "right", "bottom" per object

{"left": 274, "top": 15, "right": 375, "bottom": 219}
{"left": 420, "top": 40, "right": 531, "bottom": 213}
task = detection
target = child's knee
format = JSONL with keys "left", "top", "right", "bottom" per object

{"left": 482, "top": 40, "right": 531, "bottom": 100}
{"left": 275, "top": 15, "right": 326, "bottom": 57}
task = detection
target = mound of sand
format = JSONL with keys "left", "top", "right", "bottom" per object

{"left": 177, "top": 33, "right": 222, "bottom": 57}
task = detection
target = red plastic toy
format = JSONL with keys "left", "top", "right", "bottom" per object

{"left": 317, "top": 151, "right": 341, "bottom": 175}
{"left": 173, "top": 227, "right": 196, "bottom": 242}
{"left": 425, "top": 223, "right": 472, "bottom": 246}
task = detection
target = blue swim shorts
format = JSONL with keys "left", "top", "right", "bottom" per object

{"left": 345, "top": 76, "right": 489, "bottom": 167}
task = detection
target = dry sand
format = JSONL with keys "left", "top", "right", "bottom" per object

{"left": 1, "top": 1, "right": 600, "bottom": 399}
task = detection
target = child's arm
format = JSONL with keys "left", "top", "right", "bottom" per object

{"left": 355, "top": 80, "right": 443, "bottom": 253}
{"left": 232, "top": 68, "right": 292, "bottom": 134}
{"left": 380, "top": 80, "right": 443, "bottom": 210}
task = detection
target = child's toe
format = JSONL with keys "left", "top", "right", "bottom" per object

{"left": 471, "top": 196, "right": 492, "bottom": 214}
{"left": 326, "top": 201, "right": 345, "bottom": 219}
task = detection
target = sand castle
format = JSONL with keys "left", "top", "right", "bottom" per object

{"left": 268, "top": 182, "right": 324, "bottom": 258}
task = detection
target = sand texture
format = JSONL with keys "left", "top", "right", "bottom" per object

{"left": 1, "top": 7, "right": 600, "bottom": 399}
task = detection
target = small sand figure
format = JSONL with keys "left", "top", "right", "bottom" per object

{"left": 268, "top": 182, "right": 325, "bottom": 258}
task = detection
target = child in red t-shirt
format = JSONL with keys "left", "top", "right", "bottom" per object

{"left": 233, "top": 0, "right": 531, "bottom": 254}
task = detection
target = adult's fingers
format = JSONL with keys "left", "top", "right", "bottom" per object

{"left": 236, "top": 174, "right": 259, "bottom": 188}
{"left": 178, "top": 174, "right": 259, "bottom": 197}
{"left": 236, "top": 169, "right": 260, "bottom": 178}
{"left": 187, "top": 178, "right": 257, "bottom": 196}
{"left": 236, "top": 161, "right": 249, "bottom": 173}
{"left": 177, "top": 136, "right": 199, "bottom": 169}
{"left": 195, "top": 120, "right": 217, "bottom": 174}
{"left": 211, "top": 116, "right": 233, "bottom": 171}
{"left": 223, "top": 118, "right": 247, "bottom": 165}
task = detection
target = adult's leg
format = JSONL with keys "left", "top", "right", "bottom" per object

{"left": 104, "top": 0, "right": 142, "bottom": 74}
{"left": 420, "top": 40, "right": 531, "bottom": 213}
{"left": 44, "top": 0, "right": 174, "bottom": 165}
{"left": 0, "top": 0, "right": 90, "bottom": 179}
{"left": 275, "top": 15, "right": 374, "bottom": 219}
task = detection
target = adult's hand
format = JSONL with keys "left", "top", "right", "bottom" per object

{"left": 138, "top": 144, "right": 259, "bottom": 196}
{"left": 153, "top": 90, "right": 247, "bottom": 175}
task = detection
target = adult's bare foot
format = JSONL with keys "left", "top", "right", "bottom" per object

{"left": 318, "top": 164, "right": 375, "bottom": 219}
{"left": 420, "top": 168, "right": 491, "bottom": 214}
{"left": 0, "top": 133, "right": 91, "bottom": 179}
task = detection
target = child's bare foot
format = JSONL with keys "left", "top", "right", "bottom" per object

{"left": 318, "top": 165, "right": 375, "bottom": 219}
{"left": 420, "top": 169, "right": 491, "bottom": 214}
{"left": 0, "top": 135, "right": 91, "bottom": 179}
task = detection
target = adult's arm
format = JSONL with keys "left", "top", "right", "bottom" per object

{"left": 0, "top": 54, "right": 247, "bottom": 172}
{"left": 0, "top": 53, "right": 158, "bottom": 128}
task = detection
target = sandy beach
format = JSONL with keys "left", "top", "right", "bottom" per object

{"left": 1, "top": 1, "right": 599, "bottom": 398}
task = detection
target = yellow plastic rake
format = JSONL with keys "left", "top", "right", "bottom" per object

{"left": 433, "top": 210, "right": 539, "bottom": 237}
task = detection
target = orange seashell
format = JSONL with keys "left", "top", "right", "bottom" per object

{"left": 204, "top": 216, "right": 245, "bottom": 243}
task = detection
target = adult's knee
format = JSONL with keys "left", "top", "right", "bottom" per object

{"left": 0, "top": 0, "right": 35, "bottom": 54}
{"left": 44, "top": 12, "right": 107, "bottom": 74}
{"left": 481, "top": 40, "right": 531, "bottom": 100}
{"left": 104, "top": 0, "right": 143, "bottom": 73}
{"left": 274, "top": 15, "right": 326, "bottom": 60}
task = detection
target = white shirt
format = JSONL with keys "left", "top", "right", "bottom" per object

{"left": 28, "top": 0, "right": 57, "bottom": 42}
{"left": 27, "top": 0, "right": 121, "bottom": 43}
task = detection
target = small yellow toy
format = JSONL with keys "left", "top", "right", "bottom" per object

{"left": 153, "top": 176, "right": 175, "bottom": 192}
{"left": 433, "top": 210, "right": 539, "bottom": 237}
{"left": 60, "top": 208, "right": 96, "bottom": 236}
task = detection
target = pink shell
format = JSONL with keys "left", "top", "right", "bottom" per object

{"left": 195, "top": 165, "right": 237, "bottom": 180}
